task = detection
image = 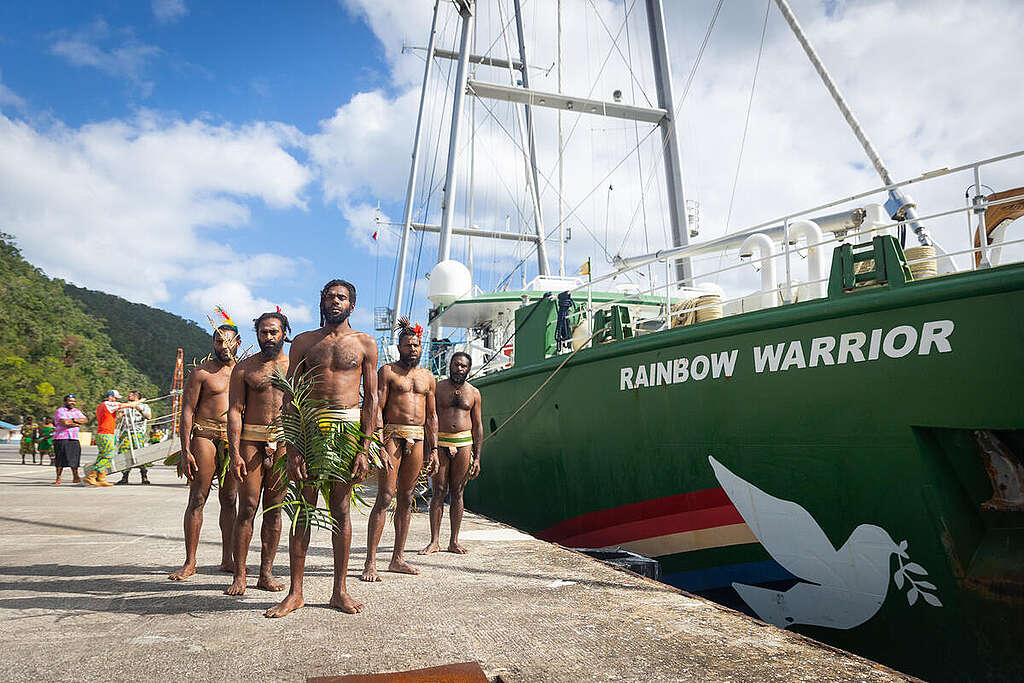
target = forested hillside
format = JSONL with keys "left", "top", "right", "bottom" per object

{"left": 0, "top": 235, "right": 158, "bottom": 423}
{"left": 65, "top": 284, "right": 210, "bottom": 393}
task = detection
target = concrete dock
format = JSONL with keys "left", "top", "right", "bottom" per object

{"left": 0, "top": 445, "right": 910, "bottom": 682}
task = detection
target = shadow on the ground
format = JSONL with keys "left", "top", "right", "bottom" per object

{"left": 0, "top": 515, "right": 197, "bottom": 547}
{"left": 0, "top": 514, "right": 374, "bottom": 562}
{"left": 0, "top": 565, "right": 280, "bottom": 616}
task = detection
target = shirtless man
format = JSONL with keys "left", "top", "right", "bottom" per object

{"left": 225, "top": 311, "right": 290, "bottom": 596}
{"left": 265, "top": 279, "right": 377, "bottom": 617}
{"left": 169, "top": 325, "right": 241, "bottom": 580}
{"left": 361, "top": 320, "right": 437, "bottom": 582}
{"left": 420, "top": 352, "right": 482, "bottom": 555}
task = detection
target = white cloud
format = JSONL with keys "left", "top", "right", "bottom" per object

{"left": 184, "top": 281, "right": 314, "bottom": 335}
{"left": 329, "top": 0, "right": 1024, "bottom": 297}
{"left": 0, "top": 111, "right": 312, "bottom": 312}
{"left": 49, "top": 19, "right": 162, "bottom": 95}
{"left": 307, "top": 89, "right": 419, "bottom": 204}
{"left": 340, "top": 201, "right": 398, "bottom": 252}
{"left": 152, "top": 0, "right": 188, "bottom": 25}
{"left": 338, "top": 0, "right": 434, "bottom": 87}
{"left": 0, "top": 69, "right": 26, "bottom": 111}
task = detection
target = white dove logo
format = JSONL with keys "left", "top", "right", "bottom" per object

{"left": 709, "top": 456, "right": 942, "bottom": 630}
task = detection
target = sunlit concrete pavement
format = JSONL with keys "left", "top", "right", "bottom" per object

{"left": 0, "top": 445, "right": 911, "bottom": 682}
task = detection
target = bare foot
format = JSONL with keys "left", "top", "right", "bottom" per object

{"left": 256, "top": 575, "right": 285, "bottom": 592}
{"left": 418, "top": 542, "right": 439, "bottom": 556}
{"left": 72, "top": 477, "right": 81, "bottom": 484}
{"left": 388, "top": 559, "right": 420, "bottom": 575}
{"left": 360, "top": 564, "right": 381, "bottom": 582}
{"left": 329, "top": 591, "right": 364, "bottom": 614}
{"left": 265, "top": 592, "right": 304, "bottom": 618}
{"left": 225, "top": 576, "right": 247, "bottom": 595}
{"left": 219, "top": 561, "right": 234, "bottom": 573}
{"left": 169, "top": 564, "right": 196, "bottom": 581}
{"left": 447, "top": 541, "right": 468, "bottom": 554}
{"left": 50, "top": 480, "right": 62, "bottom": 486}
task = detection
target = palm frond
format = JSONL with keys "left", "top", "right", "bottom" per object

{"left": 264, "top": 366, "right": 382, "bottom": 532}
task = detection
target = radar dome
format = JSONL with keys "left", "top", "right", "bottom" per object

{"left": 428, "top": 260, "right": 472, "bottom": 307}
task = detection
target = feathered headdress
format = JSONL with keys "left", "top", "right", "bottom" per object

{"left": 394, "top": 316, "right": 423, "bottom": 339}
{"left": 214, "top": 306, "right": 236, "bottom": 329}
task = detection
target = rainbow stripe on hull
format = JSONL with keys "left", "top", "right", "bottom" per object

{"left": 536, "top": 488, "right": 796, "bottom": 600}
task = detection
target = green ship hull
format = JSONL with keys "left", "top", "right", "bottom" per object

{"left": 463, "top": 260, "right": 1024, "bottom": 681}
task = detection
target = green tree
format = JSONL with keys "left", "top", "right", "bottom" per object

{"left": 0, "top": 234, "right": 158, "bottom": 423}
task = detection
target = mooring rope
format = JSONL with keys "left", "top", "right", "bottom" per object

{"left": 484, "top": 327, "right": 603, "bottom": 442}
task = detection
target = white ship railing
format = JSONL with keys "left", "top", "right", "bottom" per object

{"left": 428, "top": 151, "right": 1023, "bottom": 371}
{"left": 562, "top": 150, "right": 1024, "bottom": 339}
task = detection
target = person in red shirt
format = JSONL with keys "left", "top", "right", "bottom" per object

{"left": 85, "top": 390, "right": 141, "bottom": 487}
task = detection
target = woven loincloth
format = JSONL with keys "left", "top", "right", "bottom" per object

{"left": 241, "top": 422, "right": 283, "bottom": 462}
{"left": 384, "top": 423, "right": 424, "bottom": 457}
{"left": 437, "top": 430, "right": 473, "bottom": 457}
{"left": 191, "top": 417, "right": 227, "bottom": 443}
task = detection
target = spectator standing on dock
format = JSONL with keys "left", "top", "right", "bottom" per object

{"left": 224, "top": 310, "right": 290, "bottom": 596}
{"left": 420, "top": 352, "right": 482, "bottom": 556}
{"left": 85, "top": 390, "right": 139, "bottom": 487}
{"left": 362, "top": 318, "right": 437, "bottom": 583}
{"left": 116, "top": 390, "right": 152, "bottom": 485}
{"left": 37, "top": 416, "right": 55, "bottom": 466}
{"left": 19, "top": 416, "right": 38, "bottom": 464}
{"left": 52, "top": 394, "right": 87, "bottom": 485}
{"left": 264, "top": 279, "right": 377, "bottom": 618}
{"left": 168, "top": 323, "right": 241, "bottom": 581}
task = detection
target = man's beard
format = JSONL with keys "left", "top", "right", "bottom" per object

{"left": 398, "top": 352, "right": 420, "bottom": 368}
{"left": 450, "top": 371, "right": 468, "bottom": 384}
{"left": 215, "top": 349, "right": 233, "bottom": 362}
{"left": 259, "top": 338, "right": 284, "bottom": 359}
{"left": 322, "top": 306, "right": 351, "bottom": 325}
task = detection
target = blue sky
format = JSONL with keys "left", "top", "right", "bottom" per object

{"left": 1, "top": 0, "right": 1022, "bottom": 350}
{"left": 0, "top": 2, "right": 386, "bottom": 129}
{"left": 0, "top": 0, "right": 406, "bottom": 337}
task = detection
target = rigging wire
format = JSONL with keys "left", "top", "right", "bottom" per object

{"left": 724, "top": 0, "right": 772, "bottom": 233}
{"left": 677, "top": 0, "right": 725, "bottom": 111}
{"left": 716, "top": 0, "right": 772, "bottom": 283}
{"left": 408, "top": 15, "right": 458, "bottom": 317}
{"left": 620, "top": 0, "right": 652, "bottom": 283}
{"left": 473, "top": 93, "right": 660, "bottom": 279}
{"left": 585, "top": 0, "right": 654, "bottom": 107}
{"left": 537, "top": 0, "right": 640, "bottom": 205}
{"left": 613, "top": 0, "right": 725, "bottom": 261}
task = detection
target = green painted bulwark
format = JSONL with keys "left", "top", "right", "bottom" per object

{"left": 513, "top": 295, "right": 557, "bottom": 364}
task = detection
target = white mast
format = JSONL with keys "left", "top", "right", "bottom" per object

{"left": 467, "top": 13, "right": 477, "bottom": 278}
{"left": 557, "top": 0, "right": 565, "bottom": 276}
{"left": 645, "top": 0, "right": 694, "bottom": 287}
{"left": 392, "top": 0, "right": 441, "bottom": 334}
{"left": 437, "top": 1, "right": 475, "bottom": 263}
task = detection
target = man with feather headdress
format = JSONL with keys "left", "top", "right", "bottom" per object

{"left": 361, "top": 317, "right": 437, "bottom": 582}
{"left": 168, "top": 315, "right": 241, "bottom": 581}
